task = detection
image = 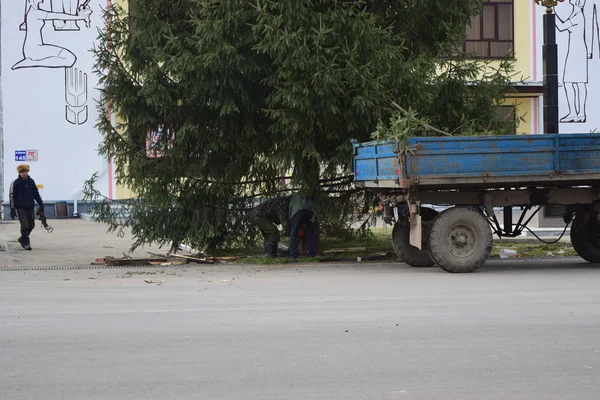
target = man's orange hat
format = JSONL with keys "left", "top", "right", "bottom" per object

{"left": 16, "top": 164, "right": 30, "bottom": 173}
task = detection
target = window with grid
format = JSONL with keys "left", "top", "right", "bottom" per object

{"left": 496, "top": 106, "right": 516, "bottom": 133}
{"left": 464, "top": 0, "right": 514, "bottom": 58}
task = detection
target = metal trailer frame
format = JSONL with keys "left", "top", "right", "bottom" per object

{"left": 351, "top": 134, "right": 600, "bottom": 273}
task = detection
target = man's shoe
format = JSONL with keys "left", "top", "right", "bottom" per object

{"left": 17, "top": 237, "right": 27, "bottom": 249}
{"left": 24, "top": 244, "right": 32, "bottom": 250}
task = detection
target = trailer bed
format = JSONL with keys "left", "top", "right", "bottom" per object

{"left": 353, "top": 133, "right": 600, "bottom": 190}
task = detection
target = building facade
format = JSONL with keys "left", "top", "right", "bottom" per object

{"left": 0, "top": 0, "right": 133, "bottom": 219}
{"left": 469, "top": 1, "right": 599, "bottom": 136}
{"left": 0, "top": 0, "right": 596, "bottom": 219}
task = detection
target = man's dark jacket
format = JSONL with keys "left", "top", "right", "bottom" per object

{"left": 9, "top": 176, "right": 43, "bottom": 209}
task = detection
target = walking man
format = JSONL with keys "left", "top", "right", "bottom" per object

{"left": 9, "top": 164, "right": 44, "bottom": 250}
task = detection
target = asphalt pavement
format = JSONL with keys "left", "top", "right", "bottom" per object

{"left": 2, "top": 258, "right": 600, "bottom": 400}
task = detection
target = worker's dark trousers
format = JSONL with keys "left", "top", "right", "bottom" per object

{"left": 289, "top": 209, "right": 317, "bottom": 259}
{"left": 17, "top": 208, "right": 35, "bottom": 245}
{"left": 254, "top": 219, "right": 280, "bottom": 257}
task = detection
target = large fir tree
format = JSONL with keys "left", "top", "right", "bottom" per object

{"left": 85, "top": 0, "right": 518, "bottom": 252}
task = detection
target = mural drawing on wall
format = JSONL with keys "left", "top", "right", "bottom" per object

{"left": 20, "top": 0, "right": 89, "bottom": 31}
{"left": 12, "top": 0, "right": 93, "bottom": 125}
{"left": 65, "top": 67, "right": 88, "bottom": 125}
{"left": 585, "top": 1, "right": 599, "bottom": 58}
{"left": 556, "top": 0, "right": 589, "bottom": 124}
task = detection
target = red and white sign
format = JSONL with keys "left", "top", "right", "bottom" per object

{"left": 26, "top": 149, "right": 38, "bottom": 162}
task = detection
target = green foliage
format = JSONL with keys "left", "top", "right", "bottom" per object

{"left": 86, "top": 0, "right": 518, "bottom": 252}
{"left": 372, "top": 57, "right": 522, "bottom": 146}
{"left": 371, "top": 108, "right": 431, "bottom": 146}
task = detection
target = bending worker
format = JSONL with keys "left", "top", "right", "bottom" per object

{"left": 288, "top": 192, "right": 318, "bottom": 260}
{"left": 248, "top": 195, "right": 291, "bottom": 258}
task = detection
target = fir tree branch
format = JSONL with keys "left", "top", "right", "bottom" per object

{"left": 391, "top": 102, "right": 452, "bottom": 137}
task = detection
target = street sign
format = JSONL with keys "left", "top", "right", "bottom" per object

{"left": 14, "top": 150, "right": 26, "bottom": 161}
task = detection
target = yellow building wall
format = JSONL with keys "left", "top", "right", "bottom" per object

{"left": 113, "top": 99, "right": 136, "bottom": 199}
{"left": 464, "top": 2, "right": 532, "bottom": 80}
{"left": 513, "top": 1, "right": 541, "bottom": 135}
{"left": 479, "top": 2, "right": 540, "bottom": 136}
{"left": 110, "top": 0, "right": 136, "bottom": 200}
{"left": 494, "top": 1, "right": 538, "bottom": 135}
{"left": 465, "top": 2, "right": 539, "bottom": 135}
{"left": 513, "top": 1, "right": 532, "bottom": 82}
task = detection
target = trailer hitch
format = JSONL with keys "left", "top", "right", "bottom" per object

{"left": 486, "top": 205, "right": 539, "bottom": 239}
{"left": 486, "top": 205, "right": 572, "bottom": 244}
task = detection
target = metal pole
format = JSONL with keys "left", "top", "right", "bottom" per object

{"left": 0, "top": 0, "right": 5, "bottom": 220}
{"left": 535, "top": 1, "right": 564, "bottom": 225}
{"left": 543, "top": 12, "right": 559, "bottom": 134}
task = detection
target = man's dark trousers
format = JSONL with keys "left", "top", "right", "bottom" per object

{"left": 255, "top": 218, "right": 280, "bottom": 257}
{"left": 289, "top": 209, "right": 317, "bottom": 259}
{"left": 17, "top": 208, "right": 35, "bottom": 245}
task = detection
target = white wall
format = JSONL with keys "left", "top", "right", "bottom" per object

{"left": 1, "top": 0, "right": 112, "bottom": 202}
{"left": 534, "top": 1, "right": 600, "bottom": 133}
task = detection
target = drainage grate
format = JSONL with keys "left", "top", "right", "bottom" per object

{"left": 0, "top": 264, "right": 199, "bottom": 272}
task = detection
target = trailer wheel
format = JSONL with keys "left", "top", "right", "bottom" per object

{"left": 428, "top": 206, "right": 492, "bottom": 273}
{"left": 570, "top": 213, "right": 600, "bottom": 263}
{"left": 392, "top": 207, "right": 438, "bottom": 268}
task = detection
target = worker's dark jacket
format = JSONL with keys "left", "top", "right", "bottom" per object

{"left": 249, "top": 196, "right": 291, "bottom": 233}
{"left": 9, "top": 176, "right": 43, "bottom": 209}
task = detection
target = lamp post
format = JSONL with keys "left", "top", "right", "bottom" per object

{"left": 534, "top": 0, "right": 564, "bottom": 134}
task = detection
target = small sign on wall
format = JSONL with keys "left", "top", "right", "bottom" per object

{"left": 27, "top": 150, "right": 38, "bottom": 162}
{"left": 14, "top": 149, "right": 38, "bottom": 162}
{"left": 14, "top": 150, "right": 26, "bottom": 161}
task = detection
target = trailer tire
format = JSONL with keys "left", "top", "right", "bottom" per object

{"left": 429, "top": 206, "right": 492, "bottom": 273}
{"left": 570, "top": 213, "right": 600, "bottom": 263}
{"left": 392, "top": 207, "right": 438, "bottom": 268}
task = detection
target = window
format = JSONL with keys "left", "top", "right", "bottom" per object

{"left": 146, "top": 125, "right": 176, "bottom": 158}
{"left": 495, "top": 106, "right": 516, "bottom": 133}
{"left": 464, "top": 0, "right": 514, "bottom": 58}
{"left": 496, "top": 106, "right": 515, "bottom": 123}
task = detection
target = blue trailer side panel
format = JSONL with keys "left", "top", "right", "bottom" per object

{"left": 405, "top": 135, "right": 555, "bottom": 178}
{"left": 354, "top": 141, "right": 400, "bottom": 181}
{"left": 558, "top": 135, "right": 600, "bottom": 172}
{"left": 353, "top": 133, "right": 600, "bottom": 189}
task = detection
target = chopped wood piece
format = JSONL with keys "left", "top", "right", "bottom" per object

{"left": 168, "top": 254, "right": 214, "bottom": 264}
{"left": 205, "top": 256, "right": 239, "bottom": 262}
{"left": 322, "top": 247, "right": 367, "bottom": 254}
